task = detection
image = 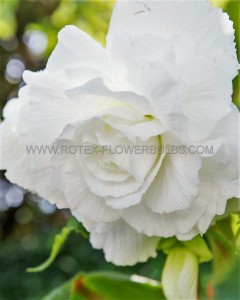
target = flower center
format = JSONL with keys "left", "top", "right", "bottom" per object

{"left": 74, "top": 117, "right": 161, "bottom": 199}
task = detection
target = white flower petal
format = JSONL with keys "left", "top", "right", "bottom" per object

{"left": 82, "top": 166, "right": 142, "bottom": 198}
{"left": 90, "top": 220, "right": 159, "bottom": 266}
{"left": 65, "top": 78, "right": 155, "bottom": 117}
{"left": 202, "top": 105, "right": 240, "bottom": 199}
{"left": 64, "top": 65, "right": 120, "bottom": 91}
{"left": 19, "top": 76, "right": 81, "bottom": 145}
{"left": 102, "top": 114, "right": 165, "bottom": 141}
{"left": 105, "top": 145, "right": 164, "bottom": 209}
{"left": 108, "top": 0, "right": 239, "bottom": 78}
{"left": 65, "top": 170, "right": 120, "bottom": 223}
{"left": 121, "top": 203, "right": 177, "bottom": 237}
{"left": 126, "top": 57, "right": 187, "bottom": 142}
{"left": 0, "top": 121, "right": 33, "bottom": 191}
{"left": 47, "top": 25, "right": 108, "bottom": 74}
{"left": 182, "top": 57, "right": 233, "bottom": 141}
{"left": 19, "top": 77, "right": 127, "bottom": 146}
{"left": 176, "top": 170, "right": 229, "bottom": 239}
{"left": 107, "top": 31, "right": 175, "bottom": 83}
{"left": 176, "top": 227, "right": 200, "bottom": 241}
{"left": 82, "top": 151, "right": 130, "bottom": 183}
{"left": 144, "top": 135, "right": 202, "bottom": 214}
{"left": 0, "top": 99, "right": 34, "bottom": 191}
{"left": 122, "top": 196, "right": 208, "bottom": 238}
{"left": 30, "top": 153, "right": 68, "bottom": 209}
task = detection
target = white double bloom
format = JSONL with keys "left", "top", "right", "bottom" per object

{"left": 1, "top": 0, "right": 239, "bottom": 265}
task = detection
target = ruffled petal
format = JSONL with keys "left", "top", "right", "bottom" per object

{"left": 181, "top": 57, "right": 233, "bottom": 141}
{"left": 105, "top": 144, "right": 163, "bottom": 209}
{"left": 65, "top": 78, "right": 155, "bottom": 117}
{"left": 0, "top": 99, "right": 34, "bottom": 191}
{"left": 47, "top": 25, "right": 108, "bottom": 73}
{"left": 121, "top": 203, "right": 177, "bottom": 237}
{"left": 19, "top": 74, "right": 82, "bottom": 145}
{"left": 50, "top": 144, "right": 120, "bottom": 222}
{"left": 202, "top": 105, "right": 240, "bottom": 199}
{"left": 108, "top": 0, "right": 239, "bottom": 78}
{"left": 30, "top": 153, "right": 68, "bottom": 209}
{"left": 144, "top": 134, "right": 202, "bottom": 214}
{"left": 90, "top": 220, "right": 159, "bottom": 266}
{"left": 126, "top": 57, "right": 187, "bottom": 142}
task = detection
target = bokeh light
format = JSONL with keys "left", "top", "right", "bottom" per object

{"left": 57, "top": 255, "right": 78, "bottom": 274}
{"left": 21, "top": 234, "right": 39, "bottom": 251}
{"left": 38, "top": 198, "right": 56, "bottom": 214}
{"left": 15, "top": 207, "right": 33, "bottom": 224}
{"left": 5, "top": 57, "right": 25, "bottom": 84}
{"left": 23, "top": 30, "right": 48, "bottom": 56}
{"left": 0, "top": 36, "right": 18, "bottom": 52}
{"left": 0, "top": 179, "right": 11, "bottom": 211}
{"left": 5, "top": 184, "right": 25, "bottom": 208}
{"left": 0, "top": 180, "right": 25, "bottom": 210}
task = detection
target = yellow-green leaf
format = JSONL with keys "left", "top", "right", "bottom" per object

{"left": 183, "top": 235, "right": 213, "bottom": 263}
{"left": 27, "top": 217, "right": 88, "bottom": 273}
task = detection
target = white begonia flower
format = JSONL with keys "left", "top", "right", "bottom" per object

{"left": 162, "top": 247, "right": 198, "bottom": 300}
{"left": 0, "top": 0, "right": 239, "bottom": 265}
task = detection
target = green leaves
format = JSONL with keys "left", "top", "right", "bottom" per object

{"left": 183, "top": 235, "right": 213, "bottom": 263}
{"left": 43, "top": 272, "right": 165, "bottom": 300}
{"left": 214, "top": 256, "right": 240, "bottom": 299}
{"left": 82, "top": 272, "right": 165, "bottom": 300}
{"left": 207, "top": 217, "right": 237, "bottom": 283}
{"left": 0, "top": 0, "right": 20, "bottom": 39}
{"left": 157, "top": 237, "right": 178, "bottom": 254}
{"left": 42, "top": 280, "right": 72, "bottom": 300}
{"left": 158, "top": 236, "right": 213, "bottom": 299}
{"left": 158, "top": 235, "right": 213, "bottom": 263}
{"left": 202, "top": 216, "right": 239, "bottom": 298}
{"left": 27, "top": 218, "right": 88, "bottom": 273}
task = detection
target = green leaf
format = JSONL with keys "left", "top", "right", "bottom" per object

{"left": 42, "top": 272, "right": 166, "bottom": 300}
{"left": 27, "top": 218, "right": 88, "bottom": 273}
{"left": 214, "top": 256, "right": 240, "bottom": 299}
{"left": 235, "top": 215, "right": 240, "bottom": 254}
{"left": 158, "top": 235, "right": 213, "bottom": 263}
{"left": 157, "top": 237, "right": 179, "bottom": 254}
{"left": 183, "top": 235, "right": 213, "bottom": 263}
{"left": 207, "top": 222, "right": 235, "bottom": 253}
{"left": 42, "top": 280, "right": 72, "bottom": 300}
{"left": 207, "top": 217, "right": 237, "bottom": 283}
{"left": 70, "top": 274, "right": 100, "bottom": 300}
{"left": 209, "top": 0, "right": 229, "bottom": 9}
{"left": 71, "top": 272, "right": 165, "bottom": 300}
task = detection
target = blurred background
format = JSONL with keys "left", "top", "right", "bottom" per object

{"left": 0, "top": 0, "right": 239, "bottom": 299}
